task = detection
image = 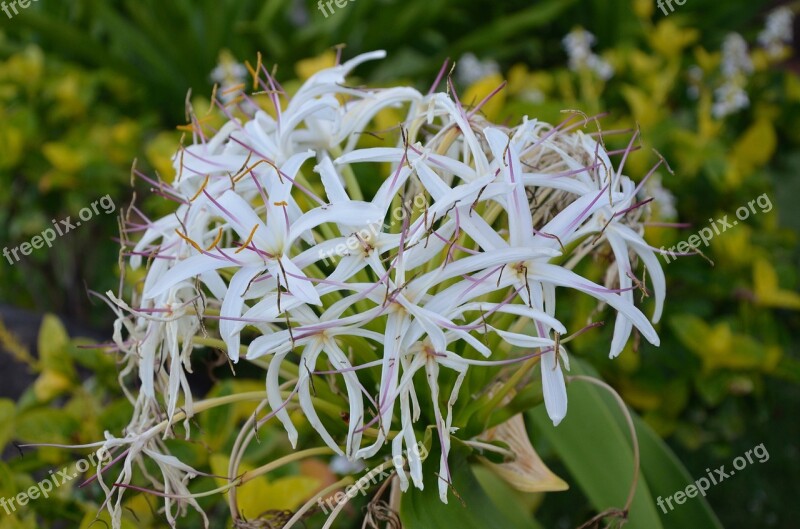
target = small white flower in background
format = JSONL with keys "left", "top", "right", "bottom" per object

{"left": 563, "top": 28, "right": 614, "bottom": 80}
{"left": 758, "top": 6, "right": 794, "bottom": 58}
{"left": 720, "top": 33, "right": 753, "bottom": 78}
{"left": 714, "top": 33, "right": 753, "bottom": 118}
{"left": 712, "top": 81, "right": 750, "bottom": 118}
{"left": 520, "top": 88, "right": 546, "bottom": 104}
{"left": 456, "top": 52, "right": 500, "bottom": 85}
{"left": 330, "top": 455, "right": 366, "bottom": 474}
{"left": 210, "top": 50, "right": 250, "bottom": 105}
{"left": 586, "top": 54, "right": 615, "bottom": 81}
{"left": 641, "top": 173, "right": 677, "bottom": 220}
{"left": 106, "top": 50, "right": 665, "bottom": 526}
{"left": 563, "top": 28, "right": 595, "bottom": 67}
{"left": 686, "top": 65, "right": 703, "bottom": 100}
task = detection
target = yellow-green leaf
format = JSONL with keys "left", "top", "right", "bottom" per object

{"left": 753, "top": 258, "right": 800, "bottom": 310}
{"left": 37, "top": 315, "right": 75, "bottom": 378}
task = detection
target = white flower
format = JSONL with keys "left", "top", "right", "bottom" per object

{"left": 563, "top": 29, "right": 595, "bottom": 68}
{"left": 712, "top": 82, "right": 750, "bottom": 118}
{"left": 457, "top": 52, "right": 501, "bottom": 85}
{"left": 714, "top": 33, "right": 753, "bottom": 118}
{"left": 563, "top": 28, "right": 614, "bottom": 80}
{"left": 642, "top": 173, "right": 677, "bottom": 219}
{"left": 110, "top": 50, "right": 667, "bottom": 526}
{"left": 721, "top": 33, "right": 753, "bottom": 78}
{"left": 210, "top": 51, "right": 251, "bottom": 107}
{"left": 758, "top": 7, "right": 794, "bottom": 58}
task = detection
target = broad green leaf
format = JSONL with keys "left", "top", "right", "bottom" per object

{"left": 473, "top": 466, "right": 546, "bottom": 529}
{"left": 14, "top": 408, "right": 79, "bottom": 444}
{"left": 622, "top": 415, "right": 723, "bottom": 529}
{"left": 531, "top": 358, "right": 722, "bottom": 529}
{"left": 400, "top": 441, "right": 539, "bottom": 529}
{"left": 571, "top": 364, "right": 722, "bottom": 528}
{"left": 36, "top": 314, "right": 75, "bottom": 378}
{"left": 529, "top": 359, "right": 664, "bottom": 529}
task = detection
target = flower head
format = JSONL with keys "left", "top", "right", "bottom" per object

{"left": 107, "top": 50, "right": 665, "bottom": 526}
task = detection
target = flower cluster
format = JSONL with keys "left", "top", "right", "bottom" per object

{"left": 103, "top": 51, "right": 664, "bottom": 526}
{"left": 758, "top": 6, "right": 795, "bottom": 59}
{"left": 562, "top": 28, "right": 614, "bottom": 80}
{"left": 703, "top": 10, "right": 795, "bottom": 119}
{"left": 713, "top": 33, "right": 753, "bottom": 118}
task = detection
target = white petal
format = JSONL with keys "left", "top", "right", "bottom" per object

{"left": 220, "top": 266, "right": 264, "bottom": 362}
{"left": 541, "top": 350, "right": 567, "bottom": 426}
{"left": 531, "top": 263, "right": 660, "bottom": 346}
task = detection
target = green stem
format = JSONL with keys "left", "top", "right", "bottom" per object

{"left": 329, "top": 145, "right": 363, "bottom": 201}
{"left": 239, "top": 447, "right": 334, "bottom": 484}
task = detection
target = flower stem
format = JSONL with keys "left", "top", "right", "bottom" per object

{"left": 239, "top": 447, "right": 335, "bottom": 485}
{"left": 330, "top": 145, "right": 364, "bottom": 201}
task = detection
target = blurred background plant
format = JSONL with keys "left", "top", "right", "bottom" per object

{"left": 0, "top": 0, "right": 798, "bottom": 528}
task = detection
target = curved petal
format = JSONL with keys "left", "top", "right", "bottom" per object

{"left": 541, "top": 350, "right": 567, "bottom": 426}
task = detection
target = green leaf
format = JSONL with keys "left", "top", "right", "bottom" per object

{"left": 400, "top": 441, "right": 539, "bottom": 529}
{"left": 625, "top": 414, "right": 723, "bottom": 529}
{"left": 529, "top": 360, "right": 664, "bottom": 529}
{"left": 530, "top": 358, "right": 722, "bottom": 529}
{"left": 14, "top": 408, "right": 79, "bottom": 444}
{"left": 446, "top": 0, "right": 577, "bottom": 58}
{"left": 473, "top": 466, "right": 546, "bottom": 529}
{"left": 200, "top": 379, "right": 267, "bottom": 451}
{"left": 0, "top": 399, "right": 15, "bottom": 453}
{"left": 36, "top": 314, "right": 75, "bottom": 378}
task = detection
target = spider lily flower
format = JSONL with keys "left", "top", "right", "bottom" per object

{"left": 95, "top": 429, "right": 210, "bottom": 529}
{"left": 142, "top": 160, "right": 384, "bottom": 361}
{"left": 247, "top": 310, "right": 372, "bottom": 458}
{"left": 107, "top": 50, "right": 669, "bottom": 527}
